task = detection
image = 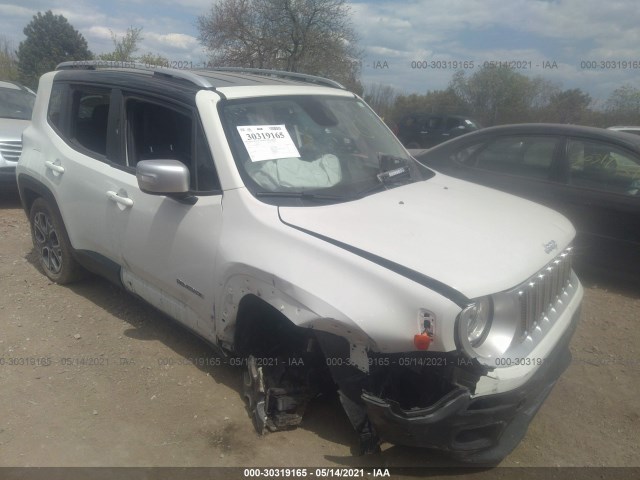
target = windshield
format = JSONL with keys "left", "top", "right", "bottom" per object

{"left": 0, "top": 85, "right": 35, "bottom": 120}
{"left": 221, "top": 95, "right": 429, "bottom": 204}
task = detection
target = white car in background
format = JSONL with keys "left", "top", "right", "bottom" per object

{"left": 0, "top": 80, "right": 35, "bottom": 188}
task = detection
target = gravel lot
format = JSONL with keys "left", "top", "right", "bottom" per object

{"left": 1, "top": 189, "right": 639, "bottom": 473}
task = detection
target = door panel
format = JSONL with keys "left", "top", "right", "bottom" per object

{"left": 105, "top": 94, "right": 223, "bottom": 339}
{"left": 47, "top": 85, "right": 120, "bottom": 261}
{"left": 108, "top": 175, "right": 222, "bottom": 337}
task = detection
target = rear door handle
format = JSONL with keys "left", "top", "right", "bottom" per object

{"left": 45, "top": 160, "right": 65, "bottom": 174}
{"left": 106, "top": 191, "right": 134, "bottom": 207}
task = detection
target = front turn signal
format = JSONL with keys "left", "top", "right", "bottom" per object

{"left": 414, "top": 333, "right": 432, "bottom": 350}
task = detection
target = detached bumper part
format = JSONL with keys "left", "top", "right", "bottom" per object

{"left": 362, "top": 308, "right": 579, "bottom": 464}
{"left": 243, "top": 356, "right": 311, "bottom": 433}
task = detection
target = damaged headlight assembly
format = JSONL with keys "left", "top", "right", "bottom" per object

{"left": 457, "top": 295, "right": 519, "bottom": 364}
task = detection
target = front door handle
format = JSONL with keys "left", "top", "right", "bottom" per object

{"left": 45, "top": 160, "right": 65, "bottom": 174}
{"left": 106, "top": 191, "right": 134, "bottom": 207}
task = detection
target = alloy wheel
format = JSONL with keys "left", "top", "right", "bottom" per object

{"left": 33, "top": 211, "right": 63, "bottom": 275}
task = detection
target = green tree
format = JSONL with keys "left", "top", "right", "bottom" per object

{"left": 17, "top": 10, "right": 92, "bottom": 89}
{"left": 543, "top": 88, "right": 592, "bottom": 124}
{"left": 363, "top": 83, "right": 398, "bottom": 120}
{"left": 605, "top": 84, "right": 640, "bottom": 124}
{"left": 98, "top": 26, "right": 143, "bottom": 62}
{"left": 97, "top": 27, "right": 169, "bottom": 68}
{"left": 0, "top": 36, "right": 19, "bottom": 81}
{"left": 449, "top": 67, "right": 557, "bottom": 125}
{"left": 197, "top": 0, "right": 362, "bottom": 90}
{"left": 388, "top": 88, "right": 469, "bottom": 126}
{"left": 138, "top": 52, "right": 170, "bottom": 67}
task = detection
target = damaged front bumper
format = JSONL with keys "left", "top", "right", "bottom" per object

{"left": 361, "top": 307, "right": 580, "bottom": 464}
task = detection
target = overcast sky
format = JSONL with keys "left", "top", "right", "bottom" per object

{"left": 1, "top": 0, "right": 639, "bottom": 103}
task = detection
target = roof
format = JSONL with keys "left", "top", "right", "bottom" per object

{"left": 462, "top": 123, "right": 640, "bottom": 147}
{"left": 55, "top": 61, "right": 345, "bottom": 90}
{"left": 608, "top": 125, "right": 640, "bottom": 131}
{"left": 0, "top": 80, "right": 35, "bottom": 95}
{"left": 416, "top": 123, "right": 640, "bottom": 157}
{"left": 0, "top": 80, "right": 22, "bottom": 90}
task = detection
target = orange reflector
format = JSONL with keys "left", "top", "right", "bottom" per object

{"left": 414, "top": 333, "right": 432, "bottom": 350}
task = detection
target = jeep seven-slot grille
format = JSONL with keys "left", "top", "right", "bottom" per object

{"left": 518, "top": 247, "right": 573, "bottom": 339}
{"left": 0, "top": 140, "right": 22, "bottom": 162}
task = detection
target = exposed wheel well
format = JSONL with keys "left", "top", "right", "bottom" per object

{"left": 233, "top": 294, "right": 315, "bottom": 359}
{"left": 234, "top": 294, "right": 336, "bottom": 433}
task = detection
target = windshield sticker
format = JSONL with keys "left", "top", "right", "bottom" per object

{"left": 237, "top": 125, "right": 301, "bottom": 162}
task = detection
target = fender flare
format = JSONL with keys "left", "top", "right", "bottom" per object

{"left": 216, "top": 268, "right": 374, "bottom": 350}
{"left": 17, "top": 173, "right": 60, "bottom": 217}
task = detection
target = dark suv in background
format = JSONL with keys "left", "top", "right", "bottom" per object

{"left": 395, "top": 113, "right": 480, "bottom": 149}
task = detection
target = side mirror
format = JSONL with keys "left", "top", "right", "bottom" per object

{"left": 136, "top": 160, "right": 190, "bottom": 195}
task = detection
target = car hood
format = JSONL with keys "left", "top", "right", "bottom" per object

{"left": 278, "top": 175, "right": 576, "bottom": 300}
{"left": 0, "top": 118, "right": 30, "bottom": 140}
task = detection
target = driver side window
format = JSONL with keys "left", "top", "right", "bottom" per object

{"left": 124, "top": 97, "right": 220, "bottom": 192}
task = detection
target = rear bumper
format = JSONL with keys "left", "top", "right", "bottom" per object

{"left": 362, "top": 307, "right": 580, "bottom": 465}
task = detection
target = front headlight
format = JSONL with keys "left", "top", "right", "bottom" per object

{"left": 458, "top": 295, "right": 519, "bottom": 364}
{"left": 462, "top": 297, "right": 492, "bottom": 347}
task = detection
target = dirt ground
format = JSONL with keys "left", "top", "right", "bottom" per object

{"left": 1, "top": 189, "right": 639, "bottom": 474}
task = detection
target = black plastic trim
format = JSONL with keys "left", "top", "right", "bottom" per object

{"left": 74, "top": 250, "right": 123, "bottom": 287}
{"left": 362, "top": 307, "right": 580, "bottom": 465}
{"left": 17, "top": 174, "right": 123, "bottom": 286}
{"left": 16, "top": 173, "right": 56, "bottom": 214}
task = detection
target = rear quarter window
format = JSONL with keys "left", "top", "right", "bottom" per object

{"left": 47, "top": 83, "right": 66, "bottom": 132}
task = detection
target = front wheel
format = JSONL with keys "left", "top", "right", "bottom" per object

{"left": 29, "top": 198, "right": 84, "bottom": 284}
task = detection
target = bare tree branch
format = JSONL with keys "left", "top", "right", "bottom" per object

{"left": 197, "top": 0, "right": 361, "bottom": 89}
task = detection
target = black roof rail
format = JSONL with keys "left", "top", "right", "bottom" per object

{"left": 55, "top": 60, "right": 215, "bottom": 89}
{"left": 54, "top": 61, "right": 345, "bottom": 90}
{"left": 203, "top": 67, "right": 346, "bottom": 89}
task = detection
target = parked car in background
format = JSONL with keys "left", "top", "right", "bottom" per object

{"left": 394, "top": 113, "right": 480, "bottom": 148}
{"left": 0, "top": 81, "right": 36, "bottom": 188}
{"left": 413, "top": 123, "right": 640, "bottom": 276}
{"left": 608, "top": 125, "right": 640, "bottom": 136}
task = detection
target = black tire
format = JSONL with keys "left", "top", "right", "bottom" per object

{"left": 29, "top": 198, "right": 84, "bottom": 284}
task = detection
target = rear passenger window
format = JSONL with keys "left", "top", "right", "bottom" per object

{"left": 567, "top": 139, "right": 640, "bottom": 195}
{"left": 125, "top": 98, "right": 220, "bottom": 192}
{"left": 69, "top": 87, "right": 111, "bottom": 157}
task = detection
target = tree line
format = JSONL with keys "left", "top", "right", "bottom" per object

{"left": 364, "top": 67, "right": 640, "bottom": 128}
{"left": 1, "top": 6, "right": 640, "bottom": 128}
{"left": 0, "top": 12, "right": 169, "bottom": 89}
